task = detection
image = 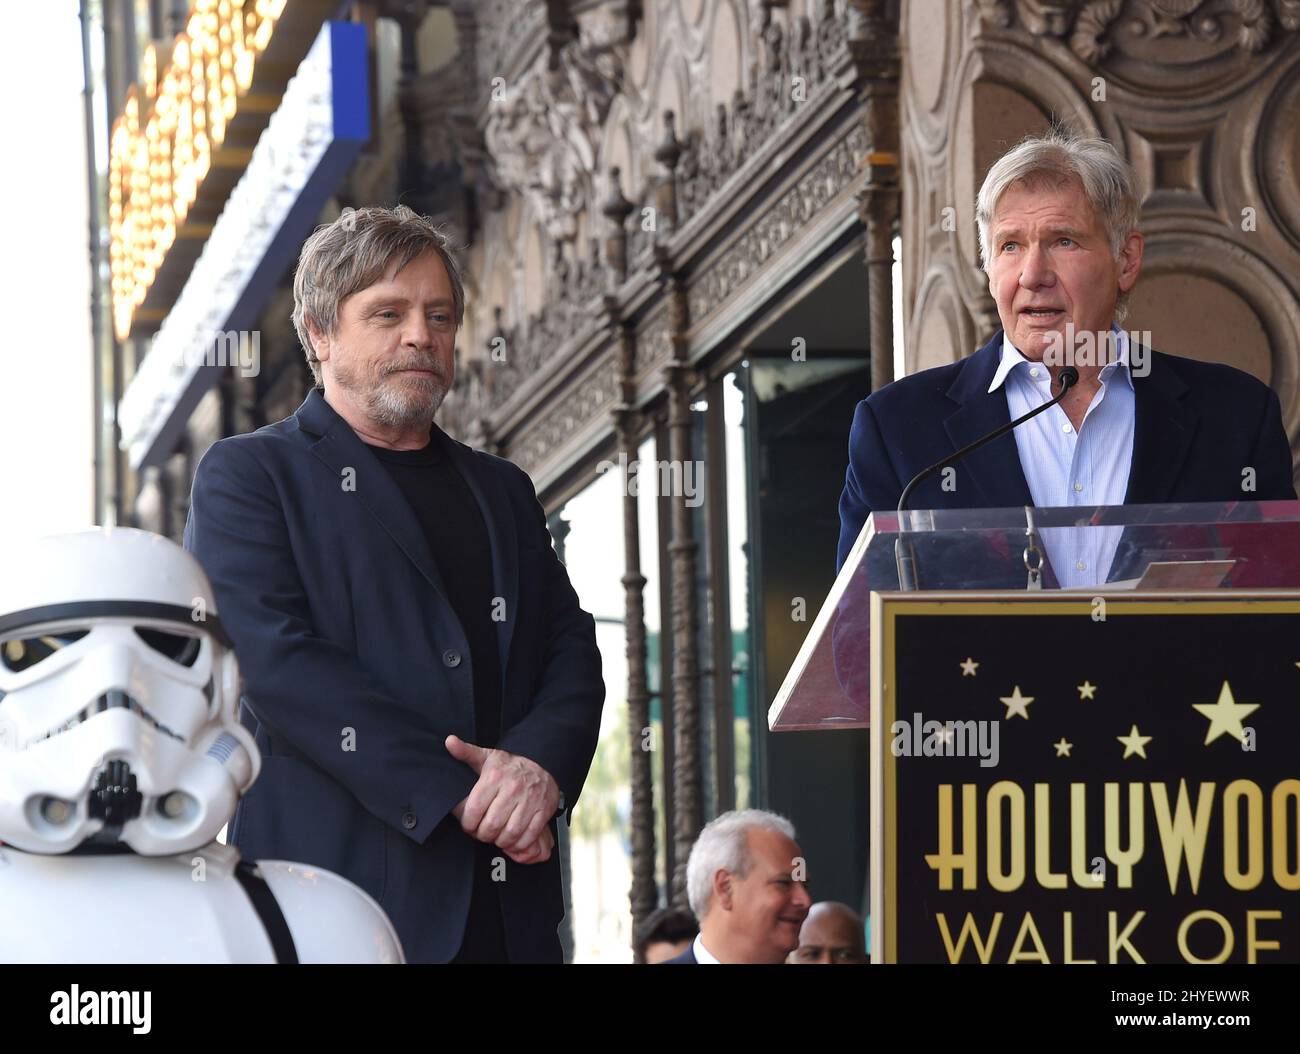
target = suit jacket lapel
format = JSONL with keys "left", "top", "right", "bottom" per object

{"left": 441, "top": 432, "right": 520, "bottom": 680}
{"left": 1124, "top": 348, "right": 1194, "bottom": 504}
{"left": 942, "top": 333, "right": 1036, "bottom": 509}
{"left": 295, "top": 389, "right": 449, "bottom": 600}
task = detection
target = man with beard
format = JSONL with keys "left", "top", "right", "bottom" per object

{"left": 184, "top": 205, "right": 605, "bottom": 963}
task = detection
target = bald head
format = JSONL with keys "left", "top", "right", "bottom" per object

{"left": 787, "top": 902, "right": 867, "bottom": 964}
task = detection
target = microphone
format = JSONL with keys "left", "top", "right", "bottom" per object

{"left": 894, "top": 365, "right": 1079, "bottom": 591}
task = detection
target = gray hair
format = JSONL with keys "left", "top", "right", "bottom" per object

{"left": 976, "top": 131, "right": 1140, "bottom": 321}
{"left": 291, "top": 204, "right": 466, "bottom": 388}
{"left": 686, "top": 809, "right": 797, "bottom": 919}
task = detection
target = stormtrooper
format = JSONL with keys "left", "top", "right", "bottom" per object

{"left": 0, "top": 527, "right": 403, "bottom": 963}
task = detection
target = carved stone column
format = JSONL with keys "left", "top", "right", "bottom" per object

{"left": 602, "top": 168, "right": 635, "bottom": 286}
{"left": 385, "top": 1, "right": 434, "bottom": 207}
{"left": 849, "top": 0, "right": 901, "bottom": 393}
{"left": 609, "top": 302, "right": 657, "bottom": 958}
{"left": 653, "top": 111, "right": 682, "bottom": 234}
{"left": 661, "top": 262, "right": 704, "bottom": 906}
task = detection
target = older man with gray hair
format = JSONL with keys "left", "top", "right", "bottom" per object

{"left": 837, "top": 129, "right": 1295, "bottom": 581}
{"left": 185, "top": 205, "right": 604, "bottom": 962}
{"left": 663, "top": 809, "right": 812, "bottom": 964}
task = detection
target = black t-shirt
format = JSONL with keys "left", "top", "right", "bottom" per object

{"left": 365, "top": 430, "right": 503, "bottom": 748}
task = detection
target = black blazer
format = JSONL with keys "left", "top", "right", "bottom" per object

{"left": 663, "top": 944, "right": 699, "bottom": 964}
{"left": 837, "top": 332, "right": 1297, "bottom": 570}
{"left": 184, "top": 389, "right": 604, "bottom": 962}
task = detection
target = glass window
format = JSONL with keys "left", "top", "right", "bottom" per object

{"left": 550, "top": 462, "right": 632, "bottom": 963}
{"left": 634, "top": 435, "right": 669, "bottom": 900}
{"left": 723, "top": 372, "right": 754, "bottom": 809}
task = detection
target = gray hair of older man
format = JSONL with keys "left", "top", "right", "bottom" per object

{"left": 685, "top": 809, "right": 797, "bottom": 920}
{"left": 975, "top": 130, "right": 1141, "bottom": 322}
{"left": 291, "top": 204, "right": 466, "bottom": 388}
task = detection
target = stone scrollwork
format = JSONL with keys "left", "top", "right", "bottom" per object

{"left": 507, "top": 352, "right": 623, "bottom": 477}
{"left": 450, "top": 0, "right": 865, "bottom": 457}
{"left": 687, "top": 124, "right": 868, "bottom": 325}
{"left": 1071, "top": 0, "right": 1126, "bottom": 61}
{"left": 473, "top": 0, "right": 547, "bottom": 85}
{"left": 977, "top": 0, "right": 1300, "bottom": 58}
{"left": 483, "top": 37, "right": 622, "bottom": 246}
{"left": 676, "top": 13, "right": 849, "bottom": 227}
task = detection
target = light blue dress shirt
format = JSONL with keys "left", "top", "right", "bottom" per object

{"left": 986, "top": 328, "right": 1135, "bottom": 588}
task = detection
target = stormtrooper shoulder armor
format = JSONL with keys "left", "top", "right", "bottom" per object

{"left": 0, "top": 841, "right": 403, "bottom": 963}
{"left": 254, "top": 856, "right": 404, "bottom": 963}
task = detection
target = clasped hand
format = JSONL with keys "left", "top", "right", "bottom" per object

{"left": 446, "top": 735, "right": 560, "bottom": 865}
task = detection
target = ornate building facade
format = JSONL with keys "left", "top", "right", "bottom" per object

{"left": 92, "top": 0, "right": 1299, "bottom": 960}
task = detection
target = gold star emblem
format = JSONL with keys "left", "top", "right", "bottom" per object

{"left": 1053, "top": 738, "right": 1073, "bottom": 757}
{"left": 1077, "top": 680, "right": 1096, "bottom": 700}
{"left": 1117, "top": 725, "right": 1152, "bottom": 759}
{"left": 960, "top": 657, "right": 979, "bottom": 677}
{"left": 1192, "top": 681, "right": 1259, "bottom": 746}
{"left": 999, "top": 685, "right": 1034, "bottom": 720}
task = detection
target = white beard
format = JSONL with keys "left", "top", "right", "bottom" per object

{"left": 333, "top": 359, "right": 448, "bottom": 430}
{"left": 367, "top": 374, "right": 447, "bottom": 428}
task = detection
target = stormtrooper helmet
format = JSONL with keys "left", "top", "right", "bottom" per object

{"left": 0, "top": 527, "right": 259, "bottom": 854}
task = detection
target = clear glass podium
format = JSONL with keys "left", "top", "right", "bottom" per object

{"left": 768, "top": 500, "right": 1300, "bottom": 731}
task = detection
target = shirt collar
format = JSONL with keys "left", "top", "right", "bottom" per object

{"left": 693, "top": 933, "right": 721, "bottom": 964}
{"left": 987, "top": 325, "right": 1131, "bottom": 394}
{"left": 1100, "top": 328, "right": 1133, "bottom": 389}
{"left": 987, "top": 337, "right": 1033, "bottom": 394}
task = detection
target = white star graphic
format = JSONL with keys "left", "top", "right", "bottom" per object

{"left": 999, "top": 686, "right": 1034, "bottom": 720}
{"left": 1117, "top": 725, "right": 1152, "bottom": 760}
{"left": 1192, "top": 681, "right": 1259, "bottom": 746}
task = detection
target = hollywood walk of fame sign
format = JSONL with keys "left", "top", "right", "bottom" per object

{"left": 871, "top": 591, "right": 1300, "bottom": 964}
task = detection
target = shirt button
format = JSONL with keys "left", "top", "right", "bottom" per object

{"left": 1076, "top": 561, "right": 1087, "bottom": 571}
{"left": 1029, "top": 367, "right": 1040, "bottom": 378}
{"left": 1062, "top": 423, "right": 1073, "bottom": 433}
{"left": 442, "top": 650, "right": 462, "bottom": 668}
{"left": 1074, "top": 482, "right": 1084, "bottom": 492}
{"left": 401, "top": 811, "right": 417, "bottom": 830}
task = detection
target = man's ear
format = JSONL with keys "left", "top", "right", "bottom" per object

{"left": 713, "top": 869, "right": 734, "bottom": 912}
{"left": 305, "top": 316, "right": 332, "bottom": 364}
{"left": 1117, "top": 230, "right": 1144, "bottom": 293}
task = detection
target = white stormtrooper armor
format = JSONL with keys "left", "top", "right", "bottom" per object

{"left": 0, "top": 527, "right": 403, "bottom": 963}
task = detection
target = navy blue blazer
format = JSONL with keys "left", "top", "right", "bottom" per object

{"left": 184, "top": 389, "right": 604, "bottom": 962}
{"left": 837, "top": 332, "right": 1297, "bottom": 569}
